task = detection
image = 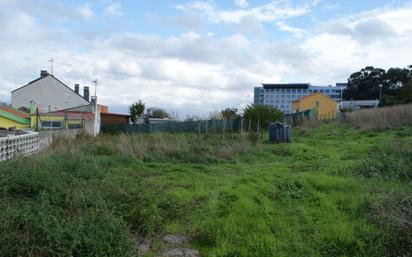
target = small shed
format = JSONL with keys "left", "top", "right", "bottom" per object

{"left": 101, "top": 113, "right": 130, "bottom": 126}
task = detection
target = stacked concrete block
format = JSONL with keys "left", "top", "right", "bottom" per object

{"left": 0, "top": 131, "right": 39, "bottom": 161}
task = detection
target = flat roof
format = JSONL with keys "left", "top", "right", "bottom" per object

{"left": 262, "top": 83, "right": 310, "bottom": 89}
{"left": 101, "top": 112, "right": 130, "bottom": 117}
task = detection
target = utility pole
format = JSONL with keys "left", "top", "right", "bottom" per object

{"left": 92, "top": 79, "right": 98, "bottom": 97}
{"left": 48, "top": 59, "right": 54, "bottom": 75}
{"left": 92, "top": 79, "right": 99, "bottom": 136}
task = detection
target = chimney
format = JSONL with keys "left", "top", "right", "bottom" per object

{"left": 83, "top": 86, "right": 90, "bottom": 101}
{"left": 40, "top": 70, "right": 48, "bottom": 78}
{"left": 74, "top": 84, "right": 80, "bottom": 94}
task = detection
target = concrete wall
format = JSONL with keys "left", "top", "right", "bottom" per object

{"left": 12, "top": 75, "right": 89, "bottom": 112}
{"left": 0, "top": 131, "right": 39, "bottom": 161}
{"left": 38, "top": 129, "right": 82, "bottom": 151}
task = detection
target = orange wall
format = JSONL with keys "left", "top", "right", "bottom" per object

{"left": 99, "top": 105, "right": 108, "bottom": 113}
{"left": 292, "top": 93, "right": 337, "bottom": 120}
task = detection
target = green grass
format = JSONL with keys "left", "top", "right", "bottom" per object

{"left": 0, "top": 122, "right": 411, "bottom": 257}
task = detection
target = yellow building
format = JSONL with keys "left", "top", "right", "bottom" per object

{"left": 30, "top": 112, "right": 87, "bottom": 129}
{"left": 29, "top": 100, "right": 94, "bottom": 130}
{"left": 292, "top": 93, "right": 337, "bottom": 120}
{"left": 0, "top": 106, "right": 30, "bottom": 129}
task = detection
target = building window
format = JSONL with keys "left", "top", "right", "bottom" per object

{"left": 41, "top": 121, "right": 62, "bottom": 129}
{"left": 68, "top": 123, "right": 82, "bottom": 129}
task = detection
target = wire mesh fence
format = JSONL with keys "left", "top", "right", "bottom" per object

{"left": 101, "top": 119, "right": 259, "bottom": 134}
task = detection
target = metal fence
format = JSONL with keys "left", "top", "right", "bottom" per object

{"left": 101, "top": 119, "right": 259, "bottom": 134}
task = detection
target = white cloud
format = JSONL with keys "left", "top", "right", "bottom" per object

{"left": 234, "top": 0, "right": 249, "bottom": 8}
{"left": 104, "top": 2, "right": 124, "bottom": 17}
{"left": 0, "top": 1, "right": 411, "bottom": 116}
{"left": 275, "top": 21, "right": 307, "bottom": 38}
{"left": 177, "top": 1, "right": 312, "bottom": 24}
{"left": 78, "top": 4, "right": 94, "bottom": 19}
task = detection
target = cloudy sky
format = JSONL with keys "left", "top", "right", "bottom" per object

{"left": 0, "top": 0, "right": 411, "bottom": 116}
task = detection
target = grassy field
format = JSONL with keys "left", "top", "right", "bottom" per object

{"left": 0, "top": 122, "right": 411, "bottom": 257}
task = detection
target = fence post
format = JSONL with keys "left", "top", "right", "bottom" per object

{"left": 35, "top": 108, "right": 39, "bottom": 131}
{"left": 257, "top": 120, "right": 260, "bottom": 134}
{"left": 240, "top": 118, "right": 243, "bottom": 135}
{"left": 205, "top": 120, "right": 208, "bottom": 134}
{"left": 223, "top": 119, "right": 226, "bottom": 136}
{"left": 248, "top": 119, "right": 251, "bottom": 132}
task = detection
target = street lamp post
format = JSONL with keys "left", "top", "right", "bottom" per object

{"left": 379, "top": 84, "right": 383, "bottom": 103}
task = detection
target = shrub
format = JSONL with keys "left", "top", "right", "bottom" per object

{"left": 354, "top": 139, "right": 412, "bottom": 180}
{"left": 345, "top": 104, "right": 412, "bottom": 130}
{"left": 276, "top": 180, "right": 309, "bottom": 199}
{"left": 243, "top": 104, "right": 283, "bottom": 131}
{"left": 369, "top": 192, "right": 412, "bottom": 257}
{"left": 112, "top": 133, "right": 255, "bottom": 163}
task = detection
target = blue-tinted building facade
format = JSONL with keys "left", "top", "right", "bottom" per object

{"left": 254, "top": 83, "right": 347, "bottom": 114}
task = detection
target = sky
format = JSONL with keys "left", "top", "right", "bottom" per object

{"left": 0, "top": 0, "right": 411, "bottom": 117}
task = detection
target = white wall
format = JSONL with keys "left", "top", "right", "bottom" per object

{"left": 11, "top": 76, "right": 89, "bottom": 112}
{"left": 0, "top": 131, "right": 39, "bottom": 161}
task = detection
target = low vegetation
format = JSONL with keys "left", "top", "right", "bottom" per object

{"left": 345, "top": 104, "right": 412, "bottom": 130}
{"left": 0, "top": 122, "right": 411, "bottom": 257}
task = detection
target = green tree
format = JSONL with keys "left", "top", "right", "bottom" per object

{"left": 384, "top": 67, "right": 411, "bottom": 88}
{"left": 221, "top": 107, "right": 239, "bottom": 120}
{"left": 243, "top": 104, "right": 283, "bottom": 130}
{"left": 344, "top": 65, "right": 412, "bottom": 103}
{"left": 129, "top": 100, "right": 145, "bottom": 123}
{"left": 344, "top": 66, "right": 386, "bottom": 100}
{"left": 397, "top": 80, "right": 412, "bottom": 104}
{"left": 151, "top": 108, "right": 170, "bottom": 118}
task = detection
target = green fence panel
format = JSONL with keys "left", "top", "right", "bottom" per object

{"left": 101, "top": 119, "right": 243, "bottom": 134}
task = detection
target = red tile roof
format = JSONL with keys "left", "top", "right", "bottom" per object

{"left": 0, "top": 107, "right": 30, "bottom": 119}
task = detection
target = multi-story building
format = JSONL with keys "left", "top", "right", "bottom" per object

{"left": 253, "top": 83, "right": 347, "bottom": 114}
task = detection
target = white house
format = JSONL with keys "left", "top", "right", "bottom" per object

{"left": 12, "top": 70, "right": 90, "bottom": 112}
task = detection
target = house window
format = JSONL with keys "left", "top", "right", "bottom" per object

{"left": 41, "top": 121, "right": 62, "bottom": 129}
{"left": 68, "top": 123, "right": 82, "bottom": 129}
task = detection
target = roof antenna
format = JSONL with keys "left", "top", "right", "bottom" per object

{"left": 92, "top": 79, "right": 98, "bottom": 97}
{"left": 48, "top": 58, "right": 54, "bottom": 75}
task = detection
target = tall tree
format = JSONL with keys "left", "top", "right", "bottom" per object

{"left": 129, "top": 100, "right": 145, "bottom": 123}
{"left": 397, "top": 80, "right": 412, "bottom": 104}
{"left": 243, "top": 104, "right": 283, "bottom": 130}
{"left": 344, "top": 65, "right": 412, "bottom": 103}
{"left": 344, "top": 66, "right": 386, "bottom": 100}
{"left": 151, "top": 108, "right": 170, "bottom": 118}
{"left": 384, "top": 67, "right": 411, "bottom": 88}
{"left": 221, "top": 107, "right": 239, "bottom": 120}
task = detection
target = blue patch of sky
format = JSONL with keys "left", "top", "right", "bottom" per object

{"left": 31, "top": 0, "right": 412, "bottom": 40}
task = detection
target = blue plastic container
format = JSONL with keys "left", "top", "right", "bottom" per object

{"left": 269, "top": 122, "right": 291, "bottom": 143}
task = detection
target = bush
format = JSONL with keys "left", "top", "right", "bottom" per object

{"left": 276, "top": 180, "right": 309, "bottom": 199}
{"left": 346, "top": 104, "right": 412, "bottom": 130}
{"left": 243, "top": 104, "right": 283, "bottom": 131}
{"left": 369, "top": 192, "right": 412, "bottom": 257}
{"left": 354, "top": 139, "right": 412, "bottom": 180}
